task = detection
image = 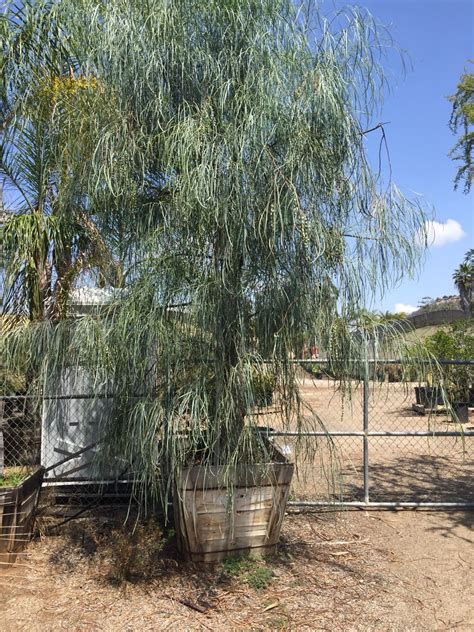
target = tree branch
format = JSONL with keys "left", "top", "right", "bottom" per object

{"left": 359, "top": 122, "right": 390, "bottom": 136}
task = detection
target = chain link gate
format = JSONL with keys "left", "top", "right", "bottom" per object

{"left": 272, "top": 359, "right": 474, "bottom": 508}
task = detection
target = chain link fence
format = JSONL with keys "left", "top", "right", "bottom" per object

{"left": 0, "top": 395, "right": 41, "bottom": 468}
{"left": 1, "top": 359, "right": 473, "bottom": 509}
{"left": 0, "top": 392, "right": 132, "bottom": 514}
{"left": 279, "top": 360, "right": 474, "bottom": 507}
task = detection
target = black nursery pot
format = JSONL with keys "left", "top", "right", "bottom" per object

{"left": 414, "top": 386, "right": 443, "bottom": 407}
{"left": 452, "top": 403, "right": 469, "bottom": 424}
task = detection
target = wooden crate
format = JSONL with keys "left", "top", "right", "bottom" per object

{"left": 0, "top": 467, "right": 44, "bottom": 566}
{"left": 174, "top": 459, "right": 294, "bottom": 563}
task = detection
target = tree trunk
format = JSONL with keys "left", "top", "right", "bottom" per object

{"left": 29, "top": 250, "right": 52, "bottom": 321}
{"left": 213, "top": 230, "right": 246, "bottom": 463}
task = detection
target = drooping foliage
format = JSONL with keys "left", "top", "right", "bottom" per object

{"left": 1, "top": 1, "right": 430, "bottom": 507}
{"left": 449, "top": 63, "right": 474, "bottom": 194}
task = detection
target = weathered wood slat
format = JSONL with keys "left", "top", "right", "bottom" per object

{"left": 0, "top": 467, "right": 44, "bottom": 566}
{"left": 175, "top": 458, "right": 294, "bottom": 562}
{"left": 181, "top": 462, "right": 293, "bottom": 489}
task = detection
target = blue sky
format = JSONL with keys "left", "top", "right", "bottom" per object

{"left": 335, "top": 0, "right": 473, "bottom": 313}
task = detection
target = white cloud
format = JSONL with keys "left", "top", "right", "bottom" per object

{"left": 424, "top": 219, "right": 466, "bottom": 247}
{"left": 395, "top": 303, "right": 417, "bottom": 314}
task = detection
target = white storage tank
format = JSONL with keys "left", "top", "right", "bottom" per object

{"left": 41, "top": 288, "right": 122, "bottom": 481}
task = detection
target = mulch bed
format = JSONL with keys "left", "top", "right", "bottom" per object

{"left": 1, "top": 508, "right": 420, "bottom": 631}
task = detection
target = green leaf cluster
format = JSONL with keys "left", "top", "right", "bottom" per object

{"left": 449, "top": 63, "right": 474, "bottom": 193}
{"left": 424, "top": 321, "right": 474, "bottom": 402}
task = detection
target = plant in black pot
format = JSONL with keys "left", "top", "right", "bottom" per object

{"left": 1, "top": 1, "right": 430, "bottom": 562}
{"left": 252, "top": 368, "right": 276, "bottom": 408}
{"left": 445, "top": 359, "right": 472, "bottom": 423}
{"left": 424, "top": 323, "right": 474, "bottom": 422}
{"left": 413, "top": 383, "right": 444, "bottom": 408}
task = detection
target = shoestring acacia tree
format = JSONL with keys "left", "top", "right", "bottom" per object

{"left": 1, "top": 0, "right": 430, "bottom": 508}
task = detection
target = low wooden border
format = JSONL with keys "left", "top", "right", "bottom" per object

{"left": 0, "top": 467, "right": 44, "bottom": 566}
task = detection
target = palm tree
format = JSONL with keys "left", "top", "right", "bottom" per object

{"left": 0, "top": 11, "right": 123, "bottom": 322}
{"left": 464, "top": 248, "right": 474, "bottom": 265}
{"left": 0, "top": 185, "right": 8, "bottom": 311}
{"left": 453, "top": 253, "right": 473, "bottom": 313}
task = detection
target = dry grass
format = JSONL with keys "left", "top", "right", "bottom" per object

{"left": 2, "top": 507, "right": 473, "bottom": 631}
{"left": 0, "top": 466, "right": 35, "bottom": 488}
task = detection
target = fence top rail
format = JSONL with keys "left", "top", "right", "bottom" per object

{"left": 290, "top": 358, "right": 474, "bottom": 365}
{"left": 0, "top": 393, "right": 146, "bottom": 400}
{"left": 1, "top": 359, "right": 473, "bottom": 399}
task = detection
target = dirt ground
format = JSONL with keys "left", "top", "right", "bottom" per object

{"left": 1, "top": 508, "right": 473, "bottom": 631}
{"left": 275, "top": 377, "right": 474, "bottom": 504}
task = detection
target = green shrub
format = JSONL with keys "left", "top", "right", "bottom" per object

{"left": 423, "top": 321, "right": 474, "bottom": 402}
{"left": 222, "top": 554, "right": 274, "bottom": 591}
{"left": 252, "top": 369, "right": 276, "bottom": 407}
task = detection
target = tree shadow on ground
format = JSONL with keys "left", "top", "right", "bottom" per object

{"left": 339, "top": 452, "right": 474, "bottom": 536}
{"left": 41, "top": 507, "right": 375, "bottom": 606}
{"left": 423, "top": 511, "right": 474, "bottom": 544}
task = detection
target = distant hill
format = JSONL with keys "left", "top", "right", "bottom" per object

{"left": 406, "top": 295, "right": 468, "bottom": 328}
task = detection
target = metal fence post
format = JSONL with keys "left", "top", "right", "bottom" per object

{"left": 363, "top": 355, "right": 370, "bottom": 505}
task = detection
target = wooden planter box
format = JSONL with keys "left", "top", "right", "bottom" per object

{"left": 0, "top": 467, "right": 44, "bottom": 565}
{"left": 174, "top": 454, "right": 294, "bottom": 563}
